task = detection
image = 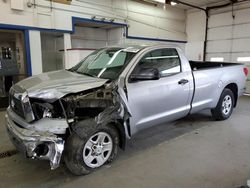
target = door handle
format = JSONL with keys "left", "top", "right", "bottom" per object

{"left": 178, "top": 79, "right": 189, "bottom": 85}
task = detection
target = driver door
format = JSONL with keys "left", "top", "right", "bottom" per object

{"left": 126, "top": 48, "right": 192, "bottom": 134}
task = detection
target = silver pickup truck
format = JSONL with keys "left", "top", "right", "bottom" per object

{"left": 5, "top": 45, "right": 248, "bottom": 175}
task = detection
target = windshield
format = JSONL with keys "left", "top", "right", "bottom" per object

{"left": 70, "top": 48, "right": 137, "bottom": 80}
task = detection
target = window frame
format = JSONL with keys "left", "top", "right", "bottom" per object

{"left": 130, "top": 48, "right": 182, "bottom": 79}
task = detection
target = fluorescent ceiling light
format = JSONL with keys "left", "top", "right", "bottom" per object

{"left": 152, "top": 0, "right": 165, "bottom": 3}
{"left": 170, "top": 1, "right": 178, "bottom": 5}
{"left": 237, "top": 57, "right": 250, "bottom": 62}
{"left": 151, "top": 0, "right": 178, "bottom": 5}
{"left": 210, "top": 57, "right": 224, "bottom": 62}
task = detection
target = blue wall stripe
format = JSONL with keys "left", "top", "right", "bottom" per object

{"left": 0, "top": 17, "right": 187, "bottom": 43}
{"left": 0, "top": 17, "right": 187, "bottom": 44}
{"left": 71, "top": 17, "right": 127, "bottom": 32}
{"left": 0, "top": 23, "right": 71, "bottom": 33}
{"left": 24, "top": 30, "right": 32, "bottom": 76}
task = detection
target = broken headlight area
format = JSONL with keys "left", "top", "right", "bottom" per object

{"left": 31, "top": 100, "right": 64, "bottom": 120}
{"left": 25, "top": 99, "right": 72, "bottom": 135}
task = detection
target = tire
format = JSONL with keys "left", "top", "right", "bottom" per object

{"left": 64, "top": 119, "right": 119, "bottom": 175}
{"left": 211, "top": 88, "right": 235, "bottom": 121}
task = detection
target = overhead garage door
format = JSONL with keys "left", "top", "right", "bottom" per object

{"left": 206, "top": 7, "right": 250, "bottom": 92}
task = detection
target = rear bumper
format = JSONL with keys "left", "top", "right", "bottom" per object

{"left": 5, "top": 108, "right": 64, "bottom": 170}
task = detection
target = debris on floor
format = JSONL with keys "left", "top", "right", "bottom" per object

{"left": 0, "top": 149, "right": 18, "bottom": 159}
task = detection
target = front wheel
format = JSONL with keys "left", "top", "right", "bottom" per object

{"left": 64, "top": 120, "right": 119, "bottom": 175}
{"left": 211, "top": 88, "right": 235, "bottom": 121}
{"left": 83, "top": 131, "right": 113, "bottom": 168}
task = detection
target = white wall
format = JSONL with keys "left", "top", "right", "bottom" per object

{"left": 0, "top": 0, "right": 186, "bottom": 42}
{"left": 63, "top": 33, "right": 72, "bottom": 69}
{"left": 0, "top": 0, "right": 188, "bottom": 74}
{"left": 67, "top": 26, "right": 122, "bottom": 67}
{"left": 108, "top": 28, "right": 124, "bottom": 46}
{"left": 186, "top": 1, "right": 250, "bottom": 93}
{"left": 207, "top": 5, "right": 250, "bottom": 86}
{"left": 66, "top": 50, "right": 94, "bottom": 69}
{"left": 29, "top": 30, "right": 43, "bottom": 75}
{"left": 186, "top": 1, "right": 250, "bottom": 63}
{"left": 185, "top": 10, "right": 206, "bottom": 61}
{"left": 71, "top": 27, "right": 108, "bottom": 48}
{"left": 206, "top": 5, "right": 250, "bottom": 62}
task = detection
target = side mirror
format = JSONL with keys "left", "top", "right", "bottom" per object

{"left": 130, "top": 68, "right": 160, "bottom": 82}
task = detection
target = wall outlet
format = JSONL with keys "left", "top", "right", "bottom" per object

{"left": 11, "top": 0, "right": 24, "bottom": 11}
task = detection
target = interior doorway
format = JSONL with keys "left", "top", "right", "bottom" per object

{"left": 0, "top": 29, "right": 27, "bottom": 108}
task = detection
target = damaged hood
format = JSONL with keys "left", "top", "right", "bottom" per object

{"left": 16, "top": 70, "right": 108, "bottom": 101}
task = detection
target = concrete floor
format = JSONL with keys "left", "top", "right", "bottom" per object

{"left": 0, "top": 96, "right": 250, "bottom": 188}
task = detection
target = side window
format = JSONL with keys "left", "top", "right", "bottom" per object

{"left": 136, "top": 48, "right": 181, "bottom": 77}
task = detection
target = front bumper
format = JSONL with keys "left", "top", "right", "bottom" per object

{"left": 5, "top": 108, "right": 64, "bottom": 170}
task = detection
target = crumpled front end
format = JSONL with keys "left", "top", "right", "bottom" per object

{"left": 5, "top": 108, "right": 64, "bottom": 170}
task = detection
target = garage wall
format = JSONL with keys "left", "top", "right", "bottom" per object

{"left": 0, "top": 0, "right": 187, "bottom": 42}
{"left": 206, "top": 3, "right": 250, "bottom": 83}
{"left": 71, "top": 27, "right": 124, "bottom": 49}
{"left": 185, "top": 11, "right": 206, "bottom": 61}
{"left": 29, "top": 30, "right": 43, "bottom": 75}
{"left": 186, "top": 1, "right": 250, "bottom": 93}
{"left": 186, "top": 2, "right": 250, "bottom": 64}
{"left": 0, "top": 0, "right": 188, "bottom": 75}
{"left": 66, "top": 26, "right": 125, "bottom": 67}
{"left": 207, "top": 7, "right": 250, "bottom": 60}
{"left": 108, "top": 28, "right": 125, "bottom": 46}
{"left": 186, "top": 1, "right": 250, "bottom": 62}
{"left": 71, "top": 27, "right": 108, "bottom": 48}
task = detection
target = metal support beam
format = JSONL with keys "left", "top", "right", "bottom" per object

{"left": 173, "top": 0, "right": 206, "bottom": 11}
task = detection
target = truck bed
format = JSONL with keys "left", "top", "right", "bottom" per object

{"left": 189, "top": 61, "right": 242, "bottom": 71}
{"left": 189, "top": 60, "right": 246, "bottom": 114}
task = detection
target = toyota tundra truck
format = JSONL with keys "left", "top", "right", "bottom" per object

{"left": 5, "top": 45, "right": 248, "bottom": 175}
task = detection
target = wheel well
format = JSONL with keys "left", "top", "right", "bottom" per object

{"left": 71, "top": 119, "right": 127, "bottom": 150}
{"left": 225, "top": 83, "right": 238, "bottom": 107}
{"left": 109, "top": 121, "right": 126, "bottom": 150}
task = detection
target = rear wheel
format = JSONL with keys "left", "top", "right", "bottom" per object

{"left": 64, "top": 120, "right": 119, "bottom": 175}
{"left": 211, "top": 88, "right": 235, "bottom": 121}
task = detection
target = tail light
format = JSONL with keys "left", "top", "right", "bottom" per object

{"left": 244, "top": 67, "right": 249, "bottom": 77}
